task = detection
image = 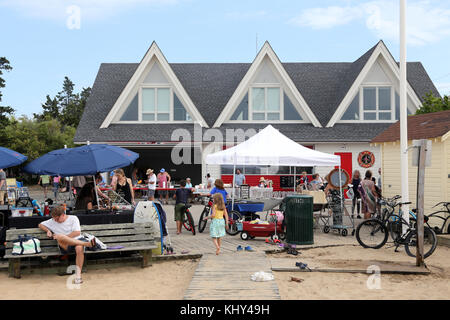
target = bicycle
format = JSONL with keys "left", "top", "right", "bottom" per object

{"left": 182, "top": 204, "right": 196, "bottom": 235}
{"left": 197, "top": 197, "right": 242, "bottom": 235}
{"left": 424, "top": 202, "right": 450, "bottom": 234}
{"left": 356, "top": 195, "right": 437, "bottom": 258}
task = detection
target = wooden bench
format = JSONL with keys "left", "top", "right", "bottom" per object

{"left": 5, "top": 222, "right": 157, "bottom": 278}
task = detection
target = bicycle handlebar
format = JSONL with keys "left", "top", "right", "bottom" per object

{"left": 432, "top": 201, "right": 450, "bottom": 209}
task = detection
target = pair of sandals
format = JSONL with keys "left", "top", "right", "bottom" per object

{"left": 287, "top": 246, "right": 299, "bottom": 256}
{"left": 237, "top": 245, "right": 254, "bottom": 252}
{"left": 164, "top": 245, "right": 174, "bottom": 255}
{"left": 295, "top": 262, "right": 311, "bottom": 272}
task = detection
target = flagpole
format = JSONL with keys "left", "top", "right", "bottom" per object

{"left": 400, "top": 0, "right": 410, "bottom": 231}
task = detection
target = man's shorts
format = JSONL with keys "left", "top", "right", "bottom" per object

{"left": 174, "top": 203, "right": 186, "bottom": 221}
{"left": 159, "top": 190, "right": 168, "bottom": 196}
{"left": 148, "top": 189, "right": 155, "bottom": 199}
{"left": 59, "top": 237, "right": 88, "bottom": 254}
{"left": 59, "top": 245, "right": 77, "bottom": 254}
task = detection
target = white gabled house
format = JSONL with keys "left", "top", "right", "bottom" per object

{"left": 75, "top": 40, "right": 440, "bottom": 189}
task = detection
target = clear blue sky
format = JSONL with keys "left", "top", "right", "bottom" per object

{"left": 1, "top": 0, "right": 450, "bottom": 117}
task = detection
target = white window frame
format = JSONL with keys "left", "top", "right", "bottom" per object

{"left": 339, "top": 84, "right": 397, "bottom": 123}
{"left": 226, "top": 83, "right": 309, "bottom": 124}
{"left": 118, "top": 84, "right": 193, "bottom": 124}
{"left": 250, "top": 84, "right": 283, "bottom": 122}
{"left": 140, "top": 85, "right": 172, "bottom": 122}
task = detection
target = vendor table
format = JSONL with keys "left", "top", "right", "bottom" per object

{"left": 7, "top": 210, "right": 134, "bottom": 229}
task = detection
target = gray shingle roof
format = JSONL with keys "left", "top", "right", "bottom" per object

{"left": 74, "top": 42, "right": 439, "bottom": 144}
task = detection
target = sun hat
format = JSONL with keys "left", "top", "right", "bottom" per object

{"left": 160, "top": 168, "right": 165, "bottom": 173}
{"left": 146, "top": 169, "right": 154, "bottom": 175}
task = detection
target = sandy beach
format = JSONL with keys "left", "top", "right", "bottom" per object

{"left": 0, "top": 259, "right": 199, "bottom": 300}
{"left": 273, "top": 245, "right": 450, "bottom": 300}
{"left": 1, "top": 244, "right": 448, "bottom": 300}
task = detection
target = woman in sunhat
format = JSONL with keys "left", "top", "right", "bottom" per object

{"left": 258, "top": 177, "right": 267, "bottom": 188}
{"left": 146, "top": 169, "right": 156, "bottom": 201}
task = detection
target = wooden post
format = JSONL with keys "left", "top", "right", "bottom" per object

{"left": 9, "top": 259, "right": 21, "bottom": 279}
{"left": 416, "top": 139, "right": 426, "bottom": 266}
{"left": 141, "top": 250, "right": 152, "bottom": 268}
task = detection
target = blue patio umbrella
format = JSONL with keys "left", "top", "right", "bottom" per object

{"left": 0, "top": 147, "right": 28, "bottom": 168}
{"left": 23, "top": 144, "right": 139, "bottom": 176}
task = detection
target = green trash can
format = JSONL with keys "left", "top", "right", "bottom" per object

{"left": 283, "top": 195, "right": 314, "bottom": 245}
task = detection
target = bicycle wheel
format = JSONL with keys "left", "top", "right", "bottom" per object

{"left": 183, "top": 211, "right": 196, "bottom": 235}
{"left": 355, "top": 219, "right": 388, "bottom": 249}
{"left": 225, "top": 210, "right": 242, "bottom": 236}
{"left": 387, "top": 216, "right": 406, "bottom": 242}
{"left": 404, "top": 226, "right": 437, "bottom": 259}
{"left": 198, "top": 206, "right": 210, "bottom": 233}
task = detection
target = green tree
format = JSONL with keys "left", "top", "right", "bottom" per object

{"left": 34, "top": 76, "right": 91, "bottom": 128}
{"left": 33, "top": 95, "right": 60, "bottom": 122}
{"left": 0, "top": 57, "right": 14, "bottom": 145}
{"left": 416, "top": 91, "right": 450, "bottom": 114}
{"left": 4, "top": 116, "right": 76, "bottom": 161}
{"left": 60, "top": 86, "right": 91, "bottom": 127}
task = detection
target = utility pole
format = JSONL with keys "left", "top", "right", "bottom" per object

{"left": 400, "top": 0, "right": 410, "bottom": 231}
{"left": 415, "top": 140, "right": 426, "bottom": 266}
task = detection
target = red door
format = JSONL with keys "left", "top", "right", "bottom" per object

{"left": 334, "top": 152, "right": 352, "bottom": 179}
{"left": 335, "top": 152, "right": 352, "bottom": 199}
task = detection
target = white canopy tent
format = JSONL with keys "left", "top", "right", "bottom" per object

{"left": 205, "top": 125, "right": 341, "bottom": 207}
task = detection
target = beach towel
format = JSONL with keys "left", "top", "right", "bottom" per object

{"left": 82, "top": 233, "right": 107, "bottom": 250}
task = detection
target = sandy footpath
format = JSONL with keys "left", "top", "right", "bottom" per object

{"left": 0, "top": 259, "right": 199, "bottom": 300}
{"left": 273, "top": 245, "right": 450, "bottom": 300}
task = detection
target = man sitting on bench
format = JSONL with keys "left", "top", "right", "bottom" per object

{"left": 38, "top": 205, "right": 95, "bottom": 284}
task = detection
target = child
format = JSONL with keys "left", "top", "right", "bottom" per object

{"left": 173, "top": 180, "right": 195, "bottom": 234}
{"left": 203, "top": 193, "right": 229, "bottom": 255}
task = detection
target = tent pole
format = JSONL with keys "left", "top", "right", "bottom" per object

{"left": 293, "top": 166, "right": 296, "bottom": 193}
{"left": 93, "top": 175, "right": 100, "bottom": 208}
{"left": 339, "top": 165, "right": 343, "bottom": 216}
{"left": 232, "top": 152, "right": 236, "bottom": 210}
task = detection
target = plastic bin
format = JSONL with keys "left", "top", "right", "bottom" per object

{"left": 283, "top": 195, "right": 314, "bottom": 245}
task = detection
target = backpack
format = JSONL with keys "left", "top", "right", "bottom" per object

{"left": 12, "top": 235, "right": 41, "bottom": 255}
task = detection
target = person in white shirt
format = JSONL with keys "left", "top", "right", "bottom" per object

{"left": 206, "top": 173, "right": 214, "bottom": 189}
{"left": 185, "top": 177, "right": 193, "bottom": 188}
{"left": 38, "top": 206, "right": 95, "bottom": 284}
{"left": 146, "top": 169, "right": 156, "bottom": 201}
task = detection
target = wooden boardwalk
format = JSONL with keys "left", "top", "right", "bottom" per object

{"left": 184, "top": 252, "right": 281, "bottom": 300}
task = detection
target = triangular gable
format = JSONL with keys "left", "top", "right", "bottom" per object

{"left": 101, "top": 42, "right": 207, "bottom": 128}
{"left": 213, "top": 41, "right": 321, "bottom": 127}
{"left": 327, "top": 41, "right": 422, "bottom": 127}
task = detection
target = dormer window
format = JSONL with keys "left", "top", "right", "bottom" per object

{"left": 118, "top": 86, "right": 192, "bottom": 122}
{"left": 363, "top": 87, "right": 392, "bottom": 120}
{"left": 228, "top": 87, "right": 303, "bottom": 122}
{"left": 340, "top": 85, "right": 413, "bottom": 122}
{"left": 252, "top": 87, "right": 281, "bottom": 120}
{"left": 142, "top": 87, "right": 170, "bottom": 121}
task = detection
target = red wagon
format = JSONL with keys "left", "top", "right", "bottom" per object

{"left": 238, "top": 221, "right": 285, "bottom": 241}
